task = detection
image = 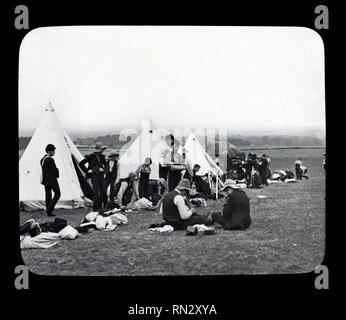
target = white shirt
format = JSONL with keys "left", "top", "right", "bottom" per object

{"left": 108, "top": 160, "right": 115, "bottom": 172}
{"left": 159, "top": 189, "right": 193, "bottom": 220}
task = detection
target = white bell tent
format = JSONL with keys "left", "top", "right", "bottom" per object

{"left": 19, "top": 103, "right": 92, "bottom": 211}
{"left": 180, "top": 133, "right": 223, "bottom": 177}
{"left": 179, "top": 133, "right": 224, "bottom": 197}
{"left": 117, "top": 120, "right": 172, "bottom": 180}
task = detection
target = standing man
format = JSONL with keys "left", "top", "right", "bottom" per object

{"left": 244, "top": 153, "right": 254, "bottom": 186}
{"left": 135, "top": 157, "right": 152, "bottom": 199}
{"left": 212, "top": 179, "right": 252, "bottom": 230}
{"left": 294, "top": 158, "right": 303, "bottom": 180}
{"left": 258, "top": 154, "right": 269, "bottom": 186}
{"left": 163, "top": 139, "right": 186, "bottom": 191}
{"left": 79, "top": 142, "right": 108, "bottom": 211}
{"left": 105, "top": 151, "right": 119, "bottom": 203}
{"left": 40, "top": 144, "right": 60, "bottom": 216}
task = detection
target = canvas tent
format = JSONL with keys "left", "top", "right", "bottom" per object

{"left": 19, "top": 103, "right": 92, "bottom": 211}
{"left": 179, "top": 133, "right": 223, "bottom": 177}
{"left": 179, "top": 133, "right": 224, "bottom": 197}
{"left": 117, "top": 120, "right": 172, "bottom": 180}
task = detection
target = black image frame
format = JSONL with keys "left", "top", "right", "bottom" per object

{"left": 5, "top": 0, "right": 338, "bottom": 312}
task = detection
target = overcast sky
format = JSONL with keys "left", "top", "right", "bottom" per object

{"left": 19, "top": 26, "right": 325, "bottom": 135}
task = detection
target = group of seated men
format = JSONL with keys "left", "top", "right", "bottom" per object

{"left": 157, "top": 178, "right": 252, "bottom": 231}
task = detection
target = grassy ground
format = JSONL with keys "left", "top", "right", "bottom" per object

{"left": 20, "top": 148, "right": 325, "bottom": 275}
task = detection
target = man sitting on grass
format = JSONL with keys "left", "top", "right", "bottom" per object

{"left": 211, "top": 179, "right": 252, "bottom": 230}
{"left": 161, "top": 179, "right": 213, "bottom": 230}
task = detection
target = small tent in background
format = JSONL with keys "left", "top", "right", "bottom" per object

{"left": 179, "top": 133, "right": 224, "bottom": 197}
{"left": 19, "top": 103, "right": 92, "bottom": 211}
{"left": 180, "top": 133, "right": 223, "bottom": 177}
{"left": 117, "top": 120, "right": 172, "bottom": 180}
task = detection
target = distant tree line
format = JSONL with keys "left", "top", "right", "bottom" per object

{"left": 18, "top": 134, "right": 325, "bottom": 150}
{"left": 243, "top": 135, "right": 325, "bottom": 147}
{"left": 73, "top": 134, "right": 132, "bottom": 148}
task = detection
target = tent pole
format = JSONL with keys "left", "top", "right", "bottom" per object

{"left": 216, "top": 174, "right": 218, "bottom": 200}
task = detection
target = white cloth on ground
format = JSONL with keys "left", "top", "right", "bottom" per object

{"left": 58, "top": 226, "right": 79, "bottom": 239}
{"left": 132, "top": 197, "right": 153, "bottom": 210}
{"left": 285, "top": 178, "right": 297, "bottom": 183}
{"left": 148, "top": 225, "right": 174, "bottom": 233}
{"left": 20, "top": 232, "right": 60, "bottom": 249}
{"left": 84, "top": 211, "right": 99, "bottom": 222}
{"left": 95, "top": 215, "right": 116, "bottom": 230}
{"left": 190, "top": 224, "right": 214, "bottom": 232}
{"left": 109, "top": 213, "right": 128, "bottom": 225}
{"left": 267, "top": 179, "right": 279, "bottom": 184}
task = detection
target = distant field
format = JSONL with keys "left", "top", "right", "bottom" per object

{"left": 19, "top": 147, "right": 325, "bottom": 275}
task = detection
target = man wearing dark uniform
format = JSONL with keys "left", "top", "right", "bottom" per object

{"left": 212, "top": 179, "right": 252, "bottom": 230}
{"left": 294, "top": 158, "right": 303, "bottom": 180}
{"left": 40, "top": 144, "right": 60, "bottom": 216}
{"left": 258, "top": 154, "right": 269, "bottom": 186}
{"left": 79, "top": 142, "right": 108, "bottom": 211}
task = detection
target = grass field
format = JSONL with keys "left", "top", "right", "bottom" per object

{"left": 19, "top": 148, "right": 325, "bottom": 275}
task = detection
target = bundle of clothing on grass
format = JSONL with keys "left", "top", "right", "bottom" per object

{"left": 20, "top": 218, "right": 79, "bottom": 249}
{"left": 20, "top": 209, "right": 129, "bottom": 249}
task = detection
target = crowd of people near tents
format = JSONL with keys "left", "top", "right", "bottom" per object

{"left": 19, "top": 105, "right": 322, "bottom": 247}
{"left": 30, "top": 139, "right": 310, "bottom": 234}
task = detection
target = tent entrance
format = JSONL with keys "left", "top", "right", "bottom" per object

{"left": 71, "top": 155, "right": 93, "bottom": 200}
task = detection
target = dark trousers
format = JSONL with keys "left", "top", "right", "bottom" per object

{"left": 212, "top": 212, "right": 251, "bottom": 230}
{"left": 91, "top": 174, "right": 107, "bottom": 211}
{"left": 138, "top": 175, "right": 150, "bottom": 199}
{"left": 164, "top": 213, "right": 212, "bottom": 230}
{"left": 105, "top": 175, "right": 116, "bottom": 202}
{"left": 259, "top": 169, "right": 268, "bottom": 185}
{"left": 245, "top": 168, "right": 252, "bottom": 185}
{"left": 295, "top": 168, "right": 302, "bottom": 180}
{"left": 44, "top": 181, "right": 61, "bottom": 214}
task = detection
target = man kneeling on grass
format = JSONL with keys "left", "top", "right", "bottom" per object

{"left": 211, "top": 179, "right": 252, "bottom": 230}
{"left": 161, "top": 179, "right": 213, "bottom": 230}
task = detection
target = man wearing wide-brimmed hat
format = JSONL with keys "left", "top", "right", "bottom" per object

{"left": 211, "top": 179, "right": 251, "bottom": 230}
{"left": 79, "top": 142, "right": 108, "bottom": 211}
{"left": 160, "top": 178, "right": 213, "bottom": 230}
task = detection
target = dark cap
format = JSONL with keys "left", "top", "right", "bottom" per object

{"left": 45, "top": 144, "right": 56, "bottom": 152}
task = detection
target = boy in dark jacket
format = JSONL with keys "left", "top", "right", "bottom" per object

{"left": 40, "top": 144, "right": 60, "bottom": 216}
